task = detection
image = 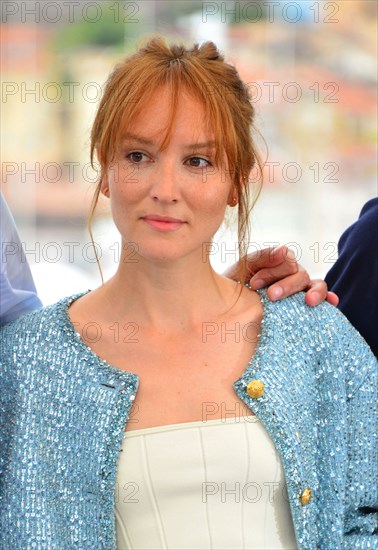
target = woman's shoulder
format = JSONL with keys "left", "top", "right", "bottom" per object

{"left": 259, "top": 287, "right": 353, "bottom": 329}
{"left": 257, "top": 288, "right": 342, "bottom": 327}
{"left": 259, "top": 287, "right": 371, "bottom": 346}
{"left": 258, "top": 288, "right": 377, "bottom": 391}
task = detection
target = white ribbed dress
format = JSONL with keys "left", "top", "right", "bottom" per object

{"left": 115, "top": 416, "right": 297, "bottom": 550}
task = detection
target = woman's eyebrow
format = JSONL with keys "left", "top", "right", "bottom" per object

{"left": 121, "top": 133, "right": 216, "bottom": 150}
{"left": 185, "top": 141, "right": 216, "bottom": 151}
{"left": 121, "top": 133, "right": 155, "bottom": 146}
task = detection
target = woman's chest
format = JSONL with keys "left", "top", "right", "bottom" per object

{"left": 91, "top": 330, "right": 259, "bottom": 430}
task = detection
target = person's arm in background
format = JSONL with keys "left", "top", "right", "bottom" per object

{"left": 225, "top": 199, "right": 377, "bottom": 356}
{"left": 325, "top": 198, "right": 378, "bottom": 357}
{"left": 0, "top": 192, "right": 43, "bottom": 324}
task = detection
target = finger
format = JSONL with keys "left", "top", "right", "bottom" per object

{"left": 249, "top": 258, "right": 299, "bottom": 289}
{"left": 246, "top": 245, "right": 297, "bottom": 274}
{"left": 303, "top": 279, "right": 341, "bottom": 307}
{"left": 304, "top": 279, "right": 329, "bottom": 306}
{"left": 326, "top": 291, "right": 339, "bottom": 306}
{"left": 223, "top": 245, "right": 295, "bottom": 281}
{"left": 263, "top": 270, "right": 312, "bottom": 301}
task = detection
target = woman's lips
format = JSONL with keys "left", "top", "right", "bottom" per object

{"left": 142, "top": 215, "right": 185, "bottom": 232}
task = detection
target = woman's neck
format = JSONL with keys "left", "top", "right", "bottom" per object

{"left": 95, "top": 256, "right": 241, "bottom": 331}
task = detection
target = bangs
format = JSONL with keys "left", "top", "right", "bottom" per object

{"left": 89, "top": 37, "right": 262, "bottom": 285}
{"left": 96, "top": 59, "right": 238, "bottom": 174}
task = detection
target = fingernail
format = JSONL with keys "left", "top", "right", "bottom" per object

{"left": 271, "top": 286, "right": 283, "bottom": 299}
{"left": 251, "top": 278, "right": 265, "bottom": 289}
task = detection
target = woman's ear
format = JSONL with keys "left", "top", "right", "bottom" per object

{"left": 227, "top": 188, "right": 238, "bottom": 207}
{"left": 100, "top": 176, "right": 110, "bottom": 198}
{"left": 96, "top": 146, "right": 109, "bottom": 198}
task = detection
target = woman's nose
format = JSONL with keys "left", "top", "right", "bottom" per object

{"left": 149, "top": 161, "right": 180, "bottom": 203}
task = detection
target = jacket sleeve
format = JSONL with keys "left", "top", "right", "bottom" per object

{"left": 334, "top": 312, "right": 378, "bottom": 549}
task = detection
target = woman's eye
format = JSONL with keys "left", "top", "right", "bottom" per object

{"left": 187, "top": 156, "right": 211, "bottom": 168}
{"left": 127, "top": 152, "right": 147, "bottom": 163}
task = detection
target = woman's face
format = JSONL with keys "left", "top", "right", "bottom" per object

{"left": 102, "top": 86, "right": 235, "bottom": 265}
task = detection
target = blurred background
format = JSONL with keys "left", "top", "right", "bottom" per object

{"left": 1, "top": 0, "right": 377, "bottom": 304}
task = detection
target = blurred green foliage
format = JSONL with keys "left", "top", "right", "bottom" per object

{"left": 53, "top": 1, "right": 269, "bottom": 52}
{"left": 54, "top": 8, "right": 127, "bottom": 50}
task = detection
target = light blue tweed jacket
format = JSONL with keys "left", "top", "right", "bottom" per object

{"left": 0, "top": 290, "right": 377, "bottom": 549}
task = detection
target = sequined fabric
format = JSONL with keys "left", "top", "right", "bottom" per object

{"left": 0, "top": 290, "right": 377, "bottom": 549}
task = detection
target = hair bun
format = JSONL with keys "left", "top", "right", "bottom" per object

{"left": 170, "top": 44, "right": 186, "bottom": 59}
{"left": 196, "top": 41, "right": 223, "bottom": 62}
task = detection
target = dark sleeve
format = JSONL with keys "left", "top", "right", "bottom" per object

{"left": 325, "top": 198, "right": 378, "bottom": 357}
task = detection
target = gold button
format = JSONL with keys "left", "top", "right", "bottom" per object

{"left": 300, "top": 488, "right": 312, "bottom": 506}
{"left": 246, "top": 380, "right": 264, "bottom": 398}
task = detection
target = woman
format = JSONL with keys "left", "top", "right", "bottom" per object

{"left": 1, "top": 38, "right": 376, "bottom": 550}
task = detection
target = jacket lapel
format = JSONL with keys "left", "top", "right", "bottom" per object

{"left": 233, "top": 291, "right": 319, "bottom": 549}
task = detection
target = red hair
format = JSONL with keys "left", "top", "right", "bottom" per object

{"left": 89, "top": 36, "right": 263, "bottom": 281}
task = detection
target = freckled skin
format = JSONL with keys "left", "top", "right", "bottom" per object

{"left": 101, "top": 86, "right": 234, "bottom": 265}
